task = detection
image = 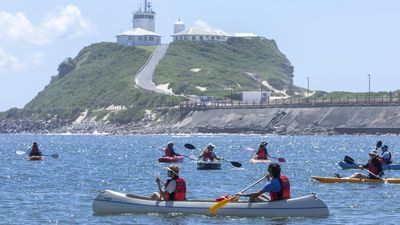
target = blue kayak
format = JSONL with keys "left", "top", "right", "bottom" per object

{"left": 338, "top": 161, "right": 400, "bottom": 170}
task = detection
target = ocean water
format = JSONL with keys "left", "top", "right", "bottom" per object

{"left": 1, "top": 134, "right": 399, "bottom": 225}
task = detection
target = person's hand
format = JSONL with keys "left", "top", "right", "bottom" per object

{"left": 265, "top": 174, "right": 271, "bottom": 180}
{"left": 358, "top": 165, "right": 363, "bottom": 169}
{"left": 219, "top": 157, "right": 224, "bottom": 160}
{"left": 236, "top": 192, "right": 243, "bottom": 196}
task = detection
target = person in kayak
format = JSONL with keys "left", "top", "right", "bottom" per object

{"left": 28, "top": 142, "right": 42, "bottom": 157}
{"left": 379, "top": 145, "right": 392, "bottom": 165}
{"left": 350, "top": 150, "right": 383, "bottom": 179}
{"left": 199, "top": 143, "right": 222, "bottom": 161}
{"left": 164, "top": 141, "right": 182, "bottom": 157}
{"left": 237, "top": 163, "right": 290, "bottom": 202}
{"left": 151, "top": 165, "right": 187, "bottom": 201}
{"left": 253, "top": 142, "right": 269, "bottom": 160}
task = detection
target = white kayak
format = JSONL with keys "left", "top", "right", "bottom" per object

{"left": 92, "top": 190, "right": 329, "bottom": 217}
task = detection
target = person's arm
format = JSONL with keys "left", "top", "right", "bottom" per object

{"left": 156, "top": 176, "right": 166, "bottom": 197}
{"left": 238, "top": 189, "right": 265, "bottom": 198}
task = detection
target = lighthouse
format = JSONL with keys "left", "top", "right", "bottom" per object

{"left": 132, "top": 0, "right": 156, "bottom": 32}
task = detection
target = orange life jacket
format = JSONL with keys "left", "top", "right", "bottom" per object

{"left": 270, "top": 176, "right": 290, "bottom": 201}
{"left": 165, "top": 147, "right": 173, "bottom": 157}
{"left": 165, "top": 177, "right": 186, "bottom": 201}
{"left": 202, "top": 150, "right": 213, "bottom": 160}
{"left": 256, "top": 147, "right": 267, "bottom": 159}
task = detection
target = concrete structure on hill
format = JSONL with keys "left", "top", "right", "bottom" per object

{"left": 172, "top": 26, "right": 230, "bottom": 42}
{"left": 116, "top": 0, "right": 161, "bottom": 46}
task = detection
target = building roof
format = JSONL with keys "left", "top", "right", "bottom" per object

{"left": 116, "top": 28, "right": 161, "bottom": 37}
{"left": 172, "top": 27, "right": 230, "bottom": 37}
{"left": 233, "top": 32, "right": 258, "bottom": 38}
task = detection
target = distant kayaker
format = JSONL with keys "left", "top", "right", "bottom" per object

{"left": 164, "top": 142, "right": 182, "bottom": 157}
{"left": 351, "top": 150, "right": 383, "bottom": 179}
{"left": 237, "top": 163, "right": 290, "bottom": 202}
{"left": 253, "top": 142, "right": 269, "bottom": 160}
{"left": 28, "top": 142, "right": 42, "bottom": 157}
{"left": 199, "top": 143, "right": 222, "bottom": 161}
{"left": 379, "top": 145, "right": 392, "bottom": 165}
{"left": 151, "top": 165, "right": 187, "bottom": 201}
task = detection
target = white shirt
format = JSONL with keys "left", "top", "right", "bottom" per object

{"left": 165, "top": 179, "right": 176, "bottom": 193}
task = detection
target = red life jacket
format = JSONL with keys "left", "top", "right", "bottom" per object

{"left": 203, "top": 150, "right": 213, "bottom": 160}
{"left": 368, "top": 159, "right": 380, "bottom": 175}
{"left": 31, "top": 146, "right": 39, "bottom": 155}
{"left": 165, "top": 147, "right": 173, "bottom": 157}
{"left": 256, "top": 147, "right": 267, "bottom": 159}
{"left": 164, "top": 177, "right": 186, "bottom": 201}
{"left": 270, "top": 176, "right": 290, "bottom": 201}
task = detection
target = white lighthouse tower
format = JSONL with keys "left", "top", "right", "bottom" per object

{"left": 174, "top": 19, "right": 185, "bottom": 34}
{"left": 132, "top": 0, "right": 156, "bottom": 32}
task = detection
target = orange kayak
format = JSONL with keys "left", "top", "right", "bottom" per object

{"left": 28, "top": 156, "right": 43, "bottom": 161}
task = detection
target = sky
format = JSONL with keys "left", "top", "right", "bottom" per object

{"left": 1, "top": 0, "right": 400, "bottom": 111}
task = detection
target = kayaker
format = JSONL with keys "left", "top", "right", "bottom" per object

{"left": 164, "top": 141, "right": 182, "bottom": 157}
{"left": 199, "top": 143, "right": 222, "bottom": 161}
{"left": 151, "top": 165, "right": 187, "bottom": 201}
{"left": 28, "top": 142, "right": 42, "bottom": 157}
{"left": 253, "top": 142, "right": 268, "bottom": 160}
{"left": 237, "top": 163, "right": 290, "bottom": 202}
{"left": 379, "top": 145, "right": 392, "bottom": 165}
{"left": 351, "top": 150, "right": 383, "bottom": 179}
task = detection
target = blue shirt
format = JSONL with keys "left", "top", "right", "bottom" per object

{"left": 262, "top": 178, "right": 282, "bottom": 193}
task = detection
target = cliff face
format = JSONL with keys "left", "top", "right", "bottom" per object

{"left": 173, "top": 106, "right": 400, "bottom": 134}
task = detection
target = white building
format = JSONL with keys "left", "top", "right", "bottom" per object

{"left": 233, "top": 33, "right": 258, "bottom": 38}
{"left": 172, "top": 26, "right": 230, "bottom": 42}
{"left": 241, "top": 91, "right": 270, "bottom": 103}
{"left": 116, "top": 0, "right": 161, "bottom": 46}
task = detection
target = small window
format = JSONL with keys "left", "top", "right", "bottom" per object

{"left": 211, "top": 36, "right": 215, "bottom": 40}
{"left": 184, "top": 36, "right": 187, "bottom": 40}
{"left": 200, "top": 36, "right": 203, "bottom": 40}
{"left": 149, "top": 36, "right": 154, "bottom": 41}
{"left": 192, "top": 36, "right": 195, "bottom": 40}
{"left": 138, "top": 36, "right": 142, "bottom": 40}
{"left": 144, "top": 36, "right": 147, "bottom": 41}
{"left": 128, "top": 36, "right": 132, "bottom": 40}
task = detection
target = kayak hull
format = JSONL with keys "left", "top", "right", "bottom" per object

{"left": 28, "top": 156, "right": 43, "bottom": 161}
{"left": 338, "top": 161, "right": 400, "bottom": 170}
{"left": 312, "top": 176, "right": 400, "bottom": 184}
{"left": 249, "top": 158, "right": 272, "bottom": 164}
{"left": 197, "top": 160, "right": 221, "bottom": 170}
{"left": 92, "top": 190, "right": 329, "bottom": 217}
{"left": 158, "top": 155, "right": 184, "bottom": 163}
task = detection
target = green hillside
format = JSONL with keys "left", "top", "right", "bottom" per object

{"left": 154, "top": 37, "right": 297, "bottom": 98}
{"left": 22, "top": 42, "right": 181, "bottom": 122}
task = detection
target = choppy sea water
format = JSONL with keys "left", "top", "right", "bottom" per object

{"left": 1, "top": 134, "right": 400, "bottom": 225}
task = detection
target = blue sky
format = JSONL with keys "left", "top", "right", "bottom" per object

{"left": 1, "top": 0, "right": 399, "bottom": 111}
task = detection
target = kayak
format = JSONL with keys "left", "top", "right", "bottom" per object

{"left": 158, "top": 155, "right": 184, "bottom": 163}
{"left": 28, "top": 156, "right": 43, "bottom": 161}
{"left": 249, "top": 158, "right": 272, "bottom": 164}
{"left": 197, "top": 160, "right": 221, "bottom": 170}
{"left": 92, "top": 190, "right": 329, "bottom": 217}
{"left": 311, "top": 176, "right": 400, "bottom": 184}
{"left": 338, "top": 161, "right": 400, "bottom": 170}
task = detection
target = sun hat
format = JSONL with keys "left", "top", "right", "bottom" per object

{"left": 165, "top": 165, "right": 179, "bottom": 176}
{"left": 207, "top": 143, "right": 215, "bottom": 149}
{"left": 369, "top": 150, "right": 378, "bottom": 156}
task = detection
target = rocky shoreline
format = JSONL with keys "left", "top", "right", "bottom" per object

{"left": 1, "top": 105, "right": 400, "bottom": 135}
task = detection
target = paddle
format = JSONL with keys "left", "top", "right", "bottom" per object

{"left": 184, "top": 143, "right": 242, "bottom": 168}
{"left": 376, "top": 141, "right": 383, "bottom": 150}
{"left": 344, "top": 155, "right": 385, "bottom": 181}
{"left": 246, "top": 147, "right": 286, "bottom": 162}
{"left": 16, "top": 149, "right": 59, "bottom": 159}
{"left": 209, "top": 176, "right": 265, "bottom": 214}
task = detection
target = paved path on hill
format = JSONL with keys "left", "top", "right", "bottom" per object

{"left": 135, "top": 44, "right": 171, "bottom": 95}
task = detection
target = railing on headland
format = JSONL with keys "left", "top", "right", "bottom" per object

{"left": 179, "top": 96, "right": 400, "bottom": 110}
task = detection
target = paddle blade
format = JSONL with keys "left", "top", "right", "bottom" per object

{"left": 184, "top": 143, "right": 196, "bottom": 150}
{"left": 209, "top": 197, "right": 232, "bottom": 214}
{"left": 245, "top": 147, "right": 255, "bottom": 151}
{"left": 16, "top": 150, "right": 26, "bottom": 155}
{"left": 277, "top": 157, "right": 286, "bottom": 163}
{"left": 376, "top": 141, "right": 383, "bottom": 149}
{"left": 51, "top": 154, "right": 59, "bottom": 159}
{"left": 230, "top": 161, "right": 242, "bottom": 168}
{"left": 344, "top": 155, "right": 355, "bottom": 164}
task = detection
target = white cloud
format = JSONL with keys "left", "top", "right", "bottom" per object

{"left": 0, "top": 4, "right": 95, "bottom": 45}
{"left": 194, "top": 20, "right": 212, "bottom": 30}
{"left": 0, "top": 48, "right": 24, "bottom": 73}
{"left": 42, "top": 4, "right": 95, "bottom": 39}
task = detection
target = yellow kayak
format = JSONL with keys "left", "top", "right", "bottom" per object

{"left": 28, "top": 156, "right": 43, "bottom": 161}
{"left": 311, "top": 176, "right": 400, "bottom": 184}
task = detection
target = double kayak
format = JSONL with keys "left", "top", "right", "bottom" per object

{"left": 28, "top": 156, "right": 43, "bottom": 161}
{"left": 249, "top": 158, "right": 272, "bottom": 164}
{"left": 158, "top": 155, "right": 184, "bottom": 163}
{"left": 92, "top": 190, "right": 329, "bottom": 217}
{"left": 312, "top": 176, "right": 400, "bottom": 184}
{"left": 338, "top": 161, "right": 400, "bottom": 170}
{"left": 197, "top": 160, "right": 221, "bottom": 170}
